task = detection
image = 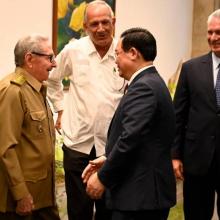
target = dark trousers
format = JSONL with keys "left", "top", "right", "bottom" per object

{"left": 111, "top": 209, "right": 169, "bottom": 220}
{"left": 63, "top": 145, "right": 111, "bottom": 220}
{"left": 0, "top": 206, "right": 60, "bottom": 220}
{"left": 183, "top": 154, "right": 220, "bottom": 220}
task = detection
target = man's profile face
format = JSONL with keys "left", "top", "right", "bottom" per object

{"left": 207, "top": 17, "right": 220, "bottom": 57}
{"left": 84, "top": 4, "right": 115, "bottom": 49}
{"left": 28, "top": 42, "right": 56, "bottom": 82}
{"left": 115, "top": 39, "right": 132, "bottom": 80}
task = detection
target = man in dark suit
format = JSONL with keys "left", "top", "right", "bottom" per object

{"left": 172, "top": 9, "right": 220, "bottom": 220}
{"left": 82, "top": 27, "right": 176, "bottom": 220}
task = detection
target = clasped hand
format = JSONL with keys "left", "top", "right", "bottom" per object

{"left": 82, "top": 156, "right": 106, "bottom": 199}
{"left": 16, "top": 193, "right": 35, "bottom": 216}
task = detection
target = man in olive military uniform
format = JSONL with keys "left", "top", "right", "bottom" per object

{"left": 0, "top": 34, "right": 60, "bottom": 220}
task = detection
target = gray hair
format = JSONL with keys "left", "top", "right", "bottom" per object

{"left": 84, "top": 0, "right": 114, "bottom": 23}
{"left": 207, "top": 9, "right": 220, "bottom": 24}
{"left": 14, "top": 34, "right": 49, "bottom": 67}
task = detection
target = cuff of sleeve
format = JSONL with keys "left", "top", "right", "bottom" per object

{"left": 53, "top": 101, "right": 64, "bottom": 112}
{"left": 10, "top": 182, "right": 29, "bottom": 200}
{"left": 98, "top": 169, "right": 111, "bottom": 189}
{"left": 171, "top": 151, "right": 181, "bottom": 159}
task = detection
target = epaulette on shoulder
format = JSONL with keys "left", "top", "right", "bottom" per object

{"left": 11, "top": 73, "right": 26, "bottom": 86}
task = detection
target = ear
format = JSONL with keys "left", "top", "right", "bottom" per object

{"left": 24, "top": 53, "right": 33, "bottom": 68}
{"left": 128, "top": 47, "right": 139, "bottom": 60}
{"left": 111, "top": 17, "right": 116, "bottom": 36}
{"left": 83, "top": 21, "right": 88, "bottom": 33}
{"left": 112, "top": 17, "right": 116, "bottom": 26}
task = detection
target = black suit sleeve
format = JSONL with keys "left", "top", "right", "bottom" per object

{"left": 172, "top": 64, "right": 190, "bottom": 159}
{"left": 98, "top": 82, "right": 156, "bottom": 188}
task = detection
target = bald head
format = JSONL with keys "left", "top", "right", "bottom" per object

{"left": 84, "top": 0, "right": 114, "bottom": 23}
{"left": 83, "top": 0, "right": 115, "bottom": 57}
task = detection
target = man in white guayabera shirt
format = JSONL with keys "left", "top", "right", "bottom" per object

{"left": 47, "top": 1, "right": 124, "bottom": 220}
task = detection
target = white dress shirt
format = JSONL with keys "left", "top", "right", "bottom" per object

{"left": 47, "top": 36, "right": 124, "bottom": 156}
{"left": 212, "top": 52, "right": 220, "bottom": 87}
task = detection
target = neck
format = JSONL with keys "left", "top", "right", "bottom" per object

{"left": 134, "top": 61, "right": 153, "bottom": 73}
{"left": 126, "top": 61, "right": 153, "bottom": 81}
{"left": 94, "top": 41, "right": 112, "bottom": 58}
{"left": 96, "top": 46, "right": 110, "bottom": 58}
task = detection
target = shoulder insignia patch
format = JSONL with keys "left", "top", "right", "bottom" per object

{"left": 11, "top": 73, "right": 26, "bottom": 86}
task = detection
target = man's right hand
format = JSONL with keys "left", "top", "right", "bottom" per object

{"left": 16, "top": 193, "right": 35, "bottom": 216}
{"left": 82, "top": 156, "right": 106, "bottom": 184}
{"left": 172, "top": 159, "right": 184, "bottom": 180}
{"left": 55, "top": 110, "right": 63, "bottom": 132}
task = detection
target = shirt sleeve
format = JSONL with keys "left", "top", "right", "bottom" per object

{"left": 0, "top": 85, "right": 29, "bottom": 200}
{"left": 47, "top": 47, "right": 72, "bottom": 112}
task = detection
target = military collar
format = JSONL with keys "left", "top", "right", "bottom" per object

{"left": 15, "top": 67, "right": 43, "bottom": 93}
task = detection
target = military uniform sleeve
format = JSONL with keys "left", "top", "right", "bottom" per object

{"left": 0, "top": 85, "right": 29, "bottom": 200}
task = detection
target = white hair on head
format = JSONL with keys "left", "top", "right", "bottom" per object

{"left": 84, "top": 0, "right": 114, "bottom": 23}
{"left": 14, "top": 34, "right": 49, "bottom": 67}
{"left": 207, "top": 9, "right": 220, "bottom": 24}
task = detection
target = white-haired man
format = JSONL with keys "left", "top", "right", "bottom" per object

{"left": 47, "top": 1, "right": 124, "bottom": 220}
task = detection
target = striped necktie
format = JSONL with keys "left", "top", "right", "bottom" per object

{"left": 216, "top": 66, "right": 220, "bottom": 108}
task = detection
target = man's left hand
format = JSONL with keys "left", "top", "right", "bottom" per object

{"left": 86, "top": 172, "right": 105, "bottom": 199}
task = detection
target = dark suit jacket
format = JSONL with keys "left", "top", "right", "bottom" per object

{"left": 172, "top": 52, "right": 220, "bottom": 175}
{"left": 98, "top": 66, "right": 176, "bottom": 211}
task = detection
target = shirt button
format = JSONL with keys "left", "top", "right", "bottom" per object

{"left": 38, "top": 125, "right": 43, "bottom": 133}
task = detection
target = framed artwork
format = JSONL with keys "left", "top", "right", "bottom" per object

{"left": 52, "top": 0, "right": 116, "bottom": 89}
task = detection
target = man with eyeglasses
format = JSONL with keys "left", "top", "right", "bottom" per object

{"left": 31, "top": 51, "right": 55, "bottom": 63}
{"left": 47, "top": 1, "right": 124, "bottom": 220}
{"left": 0, "top": 34, "right": 60, "bottom": 220}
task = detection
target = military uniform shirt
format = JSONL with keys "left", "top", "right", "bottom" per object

{"left": 0, "top": 67, "right": 56, "bottom": 212}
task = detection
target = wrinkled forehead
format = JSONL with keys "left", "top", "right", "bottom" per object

{"left": 85, "top": 4, "right": 112, "bottom": 21}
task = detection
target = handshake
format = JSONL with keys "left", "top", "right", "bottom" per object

{"left": 81, "top": 155, "right": 107, "bottom": 200}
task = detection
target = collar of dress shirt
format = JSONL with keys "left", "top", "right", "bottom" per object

{"left": 212, "top": 52, "right": 220, "bottom": 70}
{"left": 212, "top": 52, "right": 220, "bottom": 86}
{"left": 86, "top": 36, "right": 116, "bottom": 59}
{"left": 128, "top": 65, "right": 154, "bottom": 85}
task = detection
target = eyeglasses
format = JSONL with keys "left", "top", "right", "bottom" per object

{"left": 31, "top": 51, "right": 55, "bottom": 63}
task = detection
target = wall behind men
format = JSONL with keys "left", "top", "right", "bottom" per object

{"left": 0, "top": 0, "right": 193, "bottom": 83}
{"left": 115, "top": 0, "right": 193, "bottom": 83}
{"left": 0, "top": 0, "right": 53, "bottom": 79}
